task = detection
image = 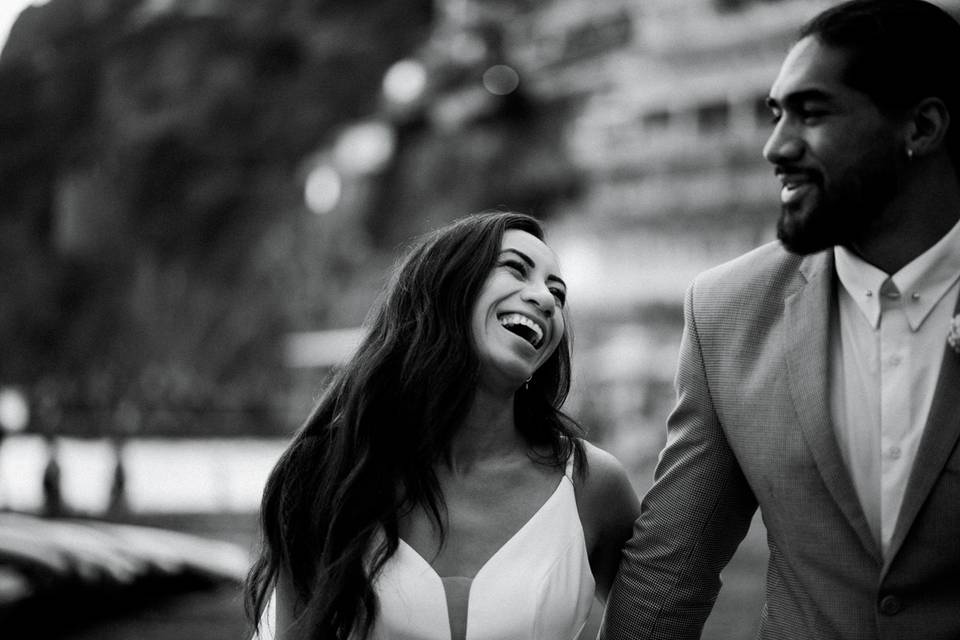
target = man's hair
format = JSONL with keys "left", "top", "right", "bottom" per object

{"left": 801, "top": 0, "right": 960, "bottom": 168}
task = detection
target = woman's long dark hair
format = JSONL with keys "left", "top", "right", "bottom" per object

{"left": 244, "top": 211, "right": 584, "bottom": 639}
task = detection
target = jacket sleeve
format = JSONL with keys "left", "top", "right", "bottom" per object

{"left": 600, "top": 280, "right": 759, "bottom": 640}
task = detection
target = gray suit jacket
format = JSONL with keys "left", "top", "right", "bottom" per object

{"left": 602, "top": 242, "right": 960, "bottom": 640}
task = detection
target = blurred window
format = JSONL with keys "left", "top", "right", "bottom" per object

{"left": 696, "top": 100, "right": 729, "bottom": 134}
{"left": 714, "top": 0, "right": 788, "bottom": 11}
{"left": 642, "top": 109, "right": 671, "bottom": 131}
{"left": 562, "top": 10, "right": 632, "bottom": 62}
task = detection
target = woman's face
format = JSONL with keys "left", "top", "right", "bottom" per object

{"left": 471, "top": 229, "right": 567, "bottom": 393}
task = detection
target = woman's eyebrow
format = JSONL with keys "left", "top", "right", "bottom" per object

{"left": 500, "top": 248, "right": 534, "bottom": 266}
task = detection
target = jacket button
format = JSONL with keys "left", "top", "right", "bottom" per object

{"left": 879, "top": 595, "right": 902, "bottom": 615}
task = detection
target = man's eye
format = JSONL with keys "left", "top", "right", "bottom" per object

{"left": 769, "top": 111, "right": 782, "bottom": 125}
{"left": 800, "top": 108, "right": 828, "bottom": 122}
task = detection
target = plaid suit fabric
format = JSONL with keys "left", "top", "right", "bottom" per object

{"left": 601, "top": 242, "right": 960, "bottom": 640}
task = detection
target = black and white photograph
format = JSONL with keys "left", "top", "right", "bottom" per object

{"left": 1, "top": 0, "right": 959, "bottom": 638}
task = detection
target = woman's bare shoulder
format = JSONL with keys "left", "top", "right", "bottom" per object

{"left": 572, "top": 439, "right": 641, "bottom": 600}
{"left": 574, "top": 439, "right": 640, "bottom": 524}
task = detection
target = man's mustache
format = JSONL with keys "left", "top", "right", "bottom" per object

{"left": 774, "top": 165, "right": 822, "bottom": 186}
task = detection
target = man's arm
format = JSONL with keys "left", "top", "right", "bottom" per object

{"left": 600, "top": 281, "right": 758, "bottom": 640}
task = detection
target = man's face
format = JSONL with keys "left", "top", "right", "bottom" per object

{"left": 762, "top": 36, "right": 908, "bottom": 254}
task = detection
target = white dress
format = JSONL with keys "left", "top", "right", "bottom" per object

{"left": 255, "top": 458, "right": 595, "bottom": 640}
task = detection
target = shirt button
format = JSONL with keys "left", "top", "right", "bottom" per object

{"left": 888, "top": 446, "right": 902, "bottom": 460}
{"left": 879, "top": 594, "right": 902, "bottom": 615}
{"left": 888, "top": 355, "right": 902, "bottom": 366}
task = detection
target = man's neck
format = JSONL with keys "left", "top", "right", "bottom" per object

{"left": 849, "top": 159, "right": 960, "bottom": 274}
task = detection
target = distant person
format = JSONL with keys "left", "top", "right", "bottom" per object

{"left": 41, "top": 436, "right": 64, "bottom": 517}
{"left": 603, "top": 1, "right": 960, "bottom": 638}
{"left": 246, "top": 211, "right": 640, "bottom": 640}
{"left": 107, "top": 439, "right": 128, "bottom": 515}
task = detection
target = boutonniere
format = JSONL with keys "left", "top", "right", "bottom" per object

{"left": 949, "top": 314, "right": 960, "bottom": 353}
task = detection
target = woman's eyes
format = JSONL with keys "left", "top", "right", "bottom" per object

{"left": 501, "top": 259, "right": 527, "bottom": 276}
{"left": 500, "top": 260, "right": 566, "bottom": 306}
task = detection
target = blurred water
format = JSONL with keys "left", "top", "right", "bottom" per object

{"left": 0, "top": 435, "right": 286, "bottom": 514}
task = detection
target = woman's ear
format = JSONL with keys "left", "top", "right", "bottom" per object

{"left": 905, "top": 97, "right": 951, "bottom": 158}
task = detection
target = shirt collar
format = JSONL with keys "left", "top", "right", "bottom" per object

{"left": 834, "top": 217, "right": 960, "bottom": 331}
{"left": 834, "top": 245, "right": 887, "bottom": 329}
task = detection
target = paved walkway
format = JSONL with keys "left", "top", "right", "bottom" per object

{"left": 0, "top": 512, "right": 255, "bottom": 639}
{"left": 59, "top": 583, "right": 248, "bottom": 640}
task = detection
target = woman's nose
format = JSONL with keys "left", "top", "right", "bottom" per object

{"left": 523, "top": 283, "right": 555, "bottom": 317}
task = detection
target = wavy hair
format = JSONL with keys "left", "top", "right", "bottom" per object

{"left": 244, "top": 211, "right": 584, "bottom": 639}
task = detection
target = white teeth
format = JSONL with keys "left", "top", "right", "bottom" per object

{"left": 781, "top": 182, "right": 813, "bottom": 204}
{"left": 498, "top": 313, "right": 544, "bottom": 347}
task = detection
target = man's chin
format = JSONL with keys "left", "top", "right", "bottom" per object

{"left": 778, "top": 234, "right": 833, "bottom": 255}
{"left": 776, "top": 207, "right": 836, "bottom": 255}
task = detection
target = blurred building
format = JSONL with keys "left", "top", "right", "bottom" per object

{"left": 504, "top": 0, "right": 833, "bottom": 470}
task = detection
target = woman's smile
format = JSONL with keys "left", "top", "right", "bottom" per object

{"left": 497, "top": 312, "right": 545, "bottom": 349}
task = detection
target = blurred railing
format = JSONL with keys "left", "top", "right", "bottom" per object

{"left": 0, "top": 434, "right": 285, "bottom": 517}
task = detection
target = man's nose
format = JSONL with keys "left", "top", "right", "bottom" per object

{"left": 762, "top": 121, "right": 804, "bottom": 165}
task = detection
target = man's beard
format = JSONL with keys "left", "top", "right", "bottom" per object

{"left": 776, "top": 150, "right": 902, "bottom": 255}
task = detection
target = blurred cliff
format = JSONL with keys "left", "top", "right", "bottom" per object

{"left": 0, "top": 0, "right": 435, "bottom": 438}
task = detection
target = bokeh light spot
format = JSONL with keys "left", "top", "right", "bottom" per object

{"left": 482, "top": 64, "right": 520, "bottom": 96}
{"left": 304, "top": 164, "right": 342, "bottom": 215}
{"left": 383, "top": 59, "right": 427, "bottom": 105}
{"left": 0, "top": 387, "right": 29, "bottom": 433}
{"left": 334, "top": 121, "right": 395, "bottom": 174}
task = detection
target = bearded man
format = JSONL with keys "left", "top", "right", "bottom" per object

{"left": 603, "top": 1, "right": 960, "bottom": 638}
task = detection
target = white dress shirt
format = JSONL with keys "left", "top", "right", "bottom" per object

{"left": 830, "top": 219, "right": 960, "bottom": 558}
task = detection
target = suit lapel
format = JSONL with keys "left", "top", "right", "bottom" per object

{"left": 884, "top": 291, "right": 960, "bottom": 572}
{"left": 783, "top": 251, "right": 881, "bottom": 563}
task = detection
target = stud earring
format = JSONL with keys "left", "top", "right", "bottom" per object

{"left": 906, "top": 147, "right": 915, "bottom": 160}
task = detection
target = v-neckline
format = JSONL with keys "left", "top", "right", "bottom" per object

{"left": 397, "top": 472, "right": 568, "bottom": 583}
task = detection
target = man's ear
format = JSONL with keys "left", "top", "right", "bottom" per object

{"left": 905, "top": 97, "right": 950, "bottom": 158}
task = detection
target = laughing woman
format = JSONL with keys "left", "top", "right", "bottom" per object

{"left": 245, "top": 211, "right": 640, "bottom": 640}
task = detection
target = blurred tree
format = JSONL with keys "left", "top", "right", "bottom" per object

{"left": 0, "top": 0, "right": 434, "bottom": 436}
{"left": 349, "top": 17, "right": 583, "bottom": 249}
